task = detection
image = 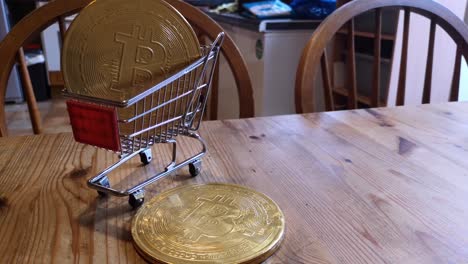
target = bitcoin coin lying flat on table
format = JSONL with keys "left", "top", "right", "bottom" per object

{"left": 62, "top": 0, "right": 201, "bottom": 102}
{"left": 132, "top": 183, "right": 285, "bottom": 263}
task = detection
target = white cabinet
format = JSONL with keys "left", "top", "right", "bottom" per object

{"left": 216, "top": 19, "right": 318, "bottom": 118}
{"left": 37, "top": 2, "right": 75, "bottom": 75}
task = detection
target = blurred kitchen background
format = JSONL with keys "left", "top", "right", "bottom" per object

{"left": 1, "top": 0, "right": 467, "bottom": 120}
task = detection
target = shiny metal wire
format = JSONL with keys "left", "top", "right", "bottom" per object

{"left": 111, "top": 35, "right": 223, "bottom": 156}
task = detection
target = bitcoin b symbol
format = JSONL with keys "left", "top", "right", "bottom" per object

{"left": 112, "top": 24, "right": 166, "bottom": 91}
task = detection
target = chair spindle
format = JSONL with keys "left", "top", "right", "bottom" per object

{"left": 372, "top": 8, "right": 382, "bottom": 107}
{"left": 321, "top": 52, "right": 334, "bottom": 111}
{"left": 58, "top": 16, "right": 67, "bottom": 43}
{"left": 422, "top": 19, "right": 436, "bottom": 104}
{"left": 450, "top": 45, "right": 462, "bottom": 101}
{"left": 397, "top": 7, "right": 411, "bottom": 106}
{"left": 347, "top": 19, "right": 357, "bottom": 109}
{"left": 17, "top": 48, "right": 42, "bottom": 134}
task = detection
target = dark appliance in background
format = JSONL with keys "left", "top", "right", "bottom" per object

{"left": 184, "top": 0, "right": 234, "bottom": 8}
{"left": 1, "top": 0, "right": 22, "bottom": 103}
{"left": 3, "top": 0, "right": 50, "bottom": 101}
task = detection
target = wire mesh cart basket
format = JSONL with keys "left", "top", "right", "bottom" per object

{"left": 63, "top": 33, "right": 225, "bottom": 208}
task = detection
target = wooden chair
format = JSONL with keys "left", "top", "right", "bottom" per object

{"left": 295, "top": 0, "right": 468, "bottom": 113}
{"left": 0, "top": 0, "right": 254, "bottom": 137}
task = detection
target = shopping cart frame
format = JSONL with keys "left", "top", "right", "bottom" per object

{"left": 63, "top": 32, "right": 225, "bottom": 208}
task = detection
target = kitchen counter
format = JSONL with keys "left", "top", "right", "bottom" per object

{"left": 202, "top": 8, "right": 321, "bottom": 32}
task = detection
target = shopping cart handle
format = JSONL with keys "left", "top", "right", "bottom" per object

{"left": 183, "top": 32, "right": 225, "bottom": 127}
{"left": 211, "top": 32, "right": 225, "bottom": 49}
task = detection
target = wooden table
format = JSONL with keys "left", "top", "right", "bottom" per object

{"left": 1, "top": 102, "right": 468, "bottom": 263}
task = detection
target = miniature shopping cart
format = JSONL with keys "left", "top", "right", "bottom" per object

{"left": 63, "top": 33, "right": 225, "bottom": 208}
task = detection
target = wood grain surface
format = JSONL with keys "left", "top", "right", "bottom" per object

{"left": 1, "top": 102, "right": 468, "bottom": 263}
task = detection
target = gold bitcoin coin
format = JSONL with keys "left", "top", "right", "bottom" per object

{"left": 132, "top": 183, "right": 285, "bottom": 264}
{"left": 62, "top": 0, "right": 201, "bottom": 103}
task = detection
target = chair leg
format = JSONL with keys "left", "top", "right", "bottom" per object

{"left": 17, "top": 48, "right": 42, "bottom": 134}
{"left": 0, "top": 110, "right": 6, "bottom": 137}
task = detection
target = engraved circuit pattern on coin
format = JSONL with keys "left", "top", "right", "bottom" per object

{"left": 132, "top": 183, "right": 285, "bottom": 263}
{"left": 62, "top": 0, "right": 201, "bottom": 102}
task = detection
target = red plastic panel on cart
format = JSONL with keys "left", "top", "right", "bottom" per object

{"left": 66, "top": 100, "right": 121, "bottom": 151}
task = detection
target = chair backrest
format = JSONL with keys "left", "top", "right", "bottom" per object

{"left": 0, "top": 0, "right": 254, "bottom": 137}
{"left": 295, "top": 0, "right": 468, "bottom": 113}
{"left": 0, "top": 0, "right": 88, "bottom": 137}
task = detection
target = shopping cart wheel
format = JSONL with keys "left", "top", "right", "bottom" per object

{"left": 129, "top": 190, "right": 145, "bottom": 209}
{"left": 97, "top": 175, "right": 110, "bottom": 196}
{"left": 189, "top": 160, "right": 202, "bottom": 177}
{"left": 139, "top": 149, "right": 153, "bottom": 165}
